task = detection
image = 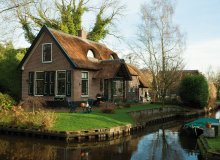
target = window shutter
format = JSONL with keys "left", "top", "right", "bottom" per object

{"left": 28, "top": 72, "right": 34, "bottom": 96}
{"left": 66, "top": 70, "right": 71, "bottom": 96}
{"left": 44, "top": 72, "right": 49, "bottom": 95}
{"left": 49, "top": 71, "right": 55, "bottom": 96}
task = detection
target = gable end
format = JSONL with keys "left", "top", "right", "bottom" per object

{"left": 18, "top": 25, "right": 77, "bottom": 70}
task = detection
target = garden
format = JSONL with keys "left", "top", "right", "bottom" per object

{"left": 0, "top": 93, "right": 162, "bottom": 131}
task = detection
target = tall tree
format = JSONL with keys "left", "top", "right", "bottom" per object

{"left": 130, "top": 0, "right": 185, "bottom": 106}
{"left": 5, "top": 0, "right": 124, "bottom": 43}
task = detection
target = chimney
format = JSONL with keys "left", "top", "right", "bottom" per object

{"left": 78, "top": 28, "right": 87, "bottom": 39}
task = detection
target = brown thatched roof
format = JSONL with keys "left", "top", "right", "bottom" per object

{"left": 127, "top": 64, "right": 151, "bottom": 88}
{"left": 49, "top": 28, "right": 119, "bottom": 70}
{"left": 94, "top": 60, "right": 131, "bottom": 80}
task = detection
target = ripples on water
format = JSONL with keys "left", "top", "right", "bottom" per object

{"left": 1, "top": 110, "right": 219, "bottom": 160}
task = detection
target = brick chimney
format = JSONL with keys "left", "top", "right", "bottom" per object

{"left": 78, "top": 28, "right": 87, "bottom": 39}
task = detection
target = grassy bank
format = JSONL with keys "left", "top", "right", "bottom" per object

{"left": 206, "top": 136, "right": 220, "bottom": 152}
{"left": 52, "top": 103, "right": 161, "bottom": 131}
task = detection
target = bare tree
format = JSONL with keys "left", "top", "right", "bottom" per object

{"left": 0, "top": 0, "right": 34, "bottom": 14}
{"left": 206, "top": 66, "right": 220, "bottom": 99}
{"left": 130, "top": 0, "right": 185, "bottom": 106}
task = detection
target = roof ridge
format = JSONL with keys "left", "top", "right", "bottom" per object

{"left": 48, "top": 27, "right": 107, "bottom": 48}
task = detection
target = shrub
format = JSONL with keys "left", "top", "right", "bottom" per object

{"left": 20, "top": 97, "right": 46, "bottom": 112}
{"left": 0, "top": 92, "right": 16, "bottom": 109}
{"left": 123, "top": 103, "right": 131, "bottom": 108}
{"left": 179, "top": 74, "right": 209, "bottom": 108}
{"left": 99, "top": 102, "right": 115, "bottom": 113}
{"left": 0, "top": 106, "right": 56, "bottom": 130}
{"left": 0, "top": 43, "right": 25, "bottom": 100}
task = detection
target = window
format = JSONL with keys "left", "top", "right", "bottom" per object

{"left": 28, "top": 70, "right": 71, "bottom": 96}
{"left": 87, "top": 50, "right": 95, "bottom": 58}
{"left": 42, "top": 43, "right": 52, "bottom": 63}
{"left": 43, "top": 71, "right": 55, "bottom": 96}
{"left": 113, "top": 80, "right": 117, "bottom": 95}
{"left": 35, "top": 72, "right": 44, "bottom": 95}
{"left": 57, "top": 71, "right": 66, "bottom": 96}
{"left": 81, "top": 72, "right": 88, "bottom": 96}
{"left": 109, "top": 54, "right": 114, "bottom": 60}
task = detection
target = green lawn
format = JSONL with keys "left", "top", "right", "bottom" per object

{"left": 52, "top": 103, "right": 161, "bottom": 131}
{"left": 206, "top": 136, "right": 220, "bottom": 151}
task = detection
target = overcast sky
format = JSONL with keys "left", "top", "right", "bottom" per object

{"left": 10, "top": 0, "right": 220, "bottom": 74}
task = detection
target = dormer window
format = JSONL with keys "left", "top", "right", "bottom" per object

{"left": 87, "top": 49, "right": 99, "bottom": 62}
{"left": 87, "top": 50, "right": 95, "bottom": 58}
{"left": 42, "top": 43, "right": 52, "bottom": 63}
{"left": 109, "top": 55, "right": 114, "bottom": 60}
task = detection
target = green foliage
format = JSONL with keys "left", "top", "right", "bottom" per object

{"left": 87, "top": 9, "right": 111, "bottom": 42}
{"left": 16, "top": 0, "right": 120, "bottom": 43}
{"left": 0, "top": 92, "right": 16, "bottom": 109}
{"left": 179, "top": 74, "right": 209, "bottom": 108}
{"left": 0, "top": 42, "right": 25, "bottom": 100}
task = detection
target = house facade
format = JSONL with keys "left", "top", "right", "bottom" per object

{"left": 19, "top": 26, "right": 149, "bottom": 103}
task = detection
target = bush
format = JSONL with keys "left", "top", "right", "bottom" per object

{"left": 99, "top": 102, "right": 115, "bottom": 114}
{"left": 0, "top": 92, "right": 16, "bottom": 109}
{"left": 123, "top": 103, "right": 131, "bottom": 108}
{"left": 20, "top": 96, "right": 46, "bottom": 112}
{"left": 179, "top": 74, "right": 209, "bottom": 108}
{"left": 0, "top": 106, "right": 56, "bottom": 130}
{"left": 0, "top": 43, "right": 25, "bottom": 100}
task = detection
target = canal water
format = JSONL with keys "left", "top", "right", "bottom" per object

{"left": 0, "top": 110, "right": 219, "bottom": 160}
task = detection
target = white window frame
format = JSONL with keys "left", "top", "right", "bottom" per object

{"left": 56, "top": 70, "right": 66, "bottom": 96}
{"left": 42, "top": 43, "right": 52, "bottom": 63}
{"left": 34, "top": 71, "right": 44, "bottom": 96}
{"left": 81, "top": 71, "right": 89, "bottom": 97}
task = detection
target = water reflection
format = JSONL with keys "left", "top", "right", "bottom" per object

{"left": 3, "top": 109, "right": 220, "bottom": 160}
{"left": 0, "top": 121, "right": 200, "bottom": 160}
{"left": 131, "top": 129, "right": 199, "bottom": 160}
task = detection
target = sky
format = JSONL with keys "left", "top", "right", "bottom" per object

{"left": 6, "top": 0, "right": 220, "bottom": 74}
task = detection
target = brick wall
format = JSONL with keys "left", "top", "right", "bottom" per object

{"left": 21, "top": 32, "right": 101, "bottom": 102}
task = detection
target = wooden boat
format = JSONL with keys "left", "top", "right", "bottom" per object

{"left": 180, "top": 118, "right": 219, "bottom": 137}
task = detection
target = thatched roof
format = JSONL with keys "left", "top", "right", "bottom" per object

{"left": 94, "top": 60, "right": 131, "bottom": 80}
{"left": 49, "top": 28, "right": 119, "bottom": 70}
{"left": 127, "top": 64, "right": 151, "bottom": 88}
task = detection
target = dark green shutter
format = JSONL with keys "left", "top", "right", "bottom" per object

{"left": 44, "top": 72, "right": 49, "bottom": 95}
{"left": 28, "top": 72, "right": 34, "bottom": 96}
{"left": 49, "top": 71, "right": 55, "bottom": 96}
{"left": 66, "top": 70, "right": 71, "bottom": 96}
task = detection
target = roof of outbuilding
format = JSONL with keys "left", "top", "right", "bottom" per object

{"left": 127, "top": 64, "right": 151, "bottom": 88}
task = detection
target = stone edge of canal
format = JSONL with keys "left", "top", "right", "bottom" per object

{"left": 197, "top": 136, "right": 220, "bottom": 160}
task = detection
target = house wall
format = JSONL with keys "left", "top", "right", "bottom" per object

{"left": 72, "top": 70, "right": 101, "bottom": 102}
{"left": 21, "top": 32, "right": 73, "bottom": 101}
{"left": 22, "top": 32, "right": 103, "bottom": 103}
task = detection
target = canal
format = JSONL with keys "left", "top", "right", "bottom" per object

{"left": 0, "top": 110, "right": 219, "bottom": 160}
